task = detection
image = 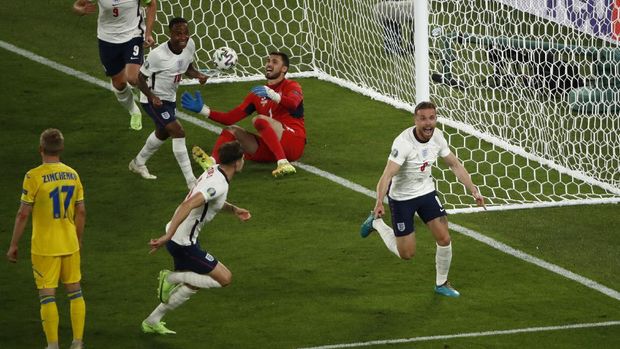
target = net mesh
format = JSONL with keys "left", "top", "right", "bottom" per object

{"left": 154, "top": 0, "right": 620, "bottom": 211}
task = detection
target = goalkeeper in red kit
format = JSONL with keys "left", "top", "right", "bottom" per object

{"left": 181, "top": 51, "right": 305, "bottom": 178}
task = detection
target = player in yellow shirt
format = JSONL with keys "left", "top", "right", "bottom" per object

{"left": 6, "top": 129, "right": 87, "bottom": 349}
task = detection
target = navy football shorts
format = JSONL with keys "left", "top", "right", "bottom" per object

{"left": 141, "top": 101, "right": 178, "bottom": 130}
{"left": 98, "top": 36, "right": 144, "bottom": 76}
{"left": 388, "top": 190, "right": 447, "bottom": 237}
{"left": 166, "top": 240, "right": 219, "bottom": 274}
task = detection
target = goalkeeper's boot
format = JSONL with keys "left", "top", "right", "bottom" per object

{"left": 192, "top": 145, "right": 215, "bottom": 171}
{"left": 272, "top": 160, "right": 296, "bottom": 178}
{"left": 141, "top": 320, "right": 176, "bottom": 335}
{"left": 130, "top": 112, "right": 142, "bottom": 131}
{"left": 360, "top": 212, "right": 376, "bottom": 238}
{"left": 157, "top": 269, "right": 180, "bottom": 304}
{"left": 434, "top": 281, "right": 460, "bottom": 298}
{"left": 129, "top": 159, "right": 157, "bottom": 180}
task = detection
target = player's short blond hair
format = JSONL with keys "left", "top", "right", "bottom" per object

{"left": 40, "top": 128, "right": 64, "bottom": 156}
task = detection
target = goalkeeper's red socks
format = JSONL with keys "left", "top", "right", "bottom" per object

{"left": 212, "top": 129, "right": 237, "bottom": 162}
{"left": 253, "top": 118, "right": 286, "bottom": 161}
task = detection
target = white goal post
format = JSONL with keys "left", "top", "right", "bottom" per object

{"left": 153, "top": 0, "right": 620, "bottom": 212}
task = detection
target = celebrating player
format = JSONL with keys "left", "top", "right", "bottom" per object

{"left": 72, "top": 0, "right": 157, "bottom": 131}
{"left": 141, "top": 141, "right": 251, "bottom": 335}
{"left": 6, "top": 129, "right": 87, "bottom": 349}
{"left": 181, "top": 51, "right": 306, "bottom": 178}
{"left": 360, "top": 101, "right": 485, "bottom": 298}
{"left": 128, "top": 17, "right": 208, "bottom": 189}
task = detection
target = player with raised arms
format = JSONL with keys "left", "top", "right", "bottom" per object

{"left": 141, "top": 141, "right": 251, "bottom": 335}
{"left": 181, "top": 51, "right": 306, "bottom": 178}
{"left": 73, "top": 0, "right": 157, "bottom": 131}
{"left": 360, "top": 101, "right": 485, "bottom": 298}
{"left": 128, "top": 17, "right": 209, "bottom": 189}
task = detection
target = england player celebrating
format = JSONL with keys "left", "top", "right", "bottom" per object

{"left": 360, "top": 101, "right": 485, "bottom": 298}
{"left": 141, "top": 141, "right": 250, "bottom": 335}
{"left": 128, "top": 17, "right": 208, "bottom": 189}
{"left": 73, "top": 0, "right": 157, "bottom": 131}
{"left": 181, "top": 52, "right": 306, "bottom": 178}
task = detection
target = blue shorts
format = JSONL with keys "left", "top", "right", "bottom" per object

{"left": 141, "top": 101, "right": 178, "bottom": 130}
{"left": 166, "top": 240, "right": 219, "bottom": 274}
{"left": 388, "top": 190, "right": 447, "bottom": 237}
{"left": 98, "top": 37, "right": 144, "bottom": 76}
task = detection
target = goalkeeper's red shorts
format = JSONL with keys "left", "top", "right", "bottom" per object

{"left": 245, "top": 128, "right": 306, "bottom": 163}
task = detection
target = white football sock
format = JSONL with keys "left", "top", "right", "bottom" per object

{"left": 112, "top": 82, "right": 141, "bottom": 115}
{"left": 167, "top": 271, "right": 222, "bottom": 289}
{"left": 145, "top": 285, "right": 196, "bottom": 324}
{"left": 373, "top": 218, "right": 401, "bottom": 258}
{"left": 135, "top": 132, "right": 164, "bottom": 166}
{"left": 435, "top": 242, "right": 452, "bottom": 286}
{"left": 172, "top": 138, "right": 196, "bottom": 186}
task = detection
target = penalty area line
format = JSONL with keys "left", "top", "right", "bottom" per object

{"left": 297, "top": 320, "right": 620, "bottom": 349}
{"left": 2, "top": 39, "right": 619, "bottom": 303}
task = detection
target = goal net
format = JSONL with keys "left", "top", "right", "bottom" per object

{"left": 154, "top": 0, "right": 620, "bottom": 212}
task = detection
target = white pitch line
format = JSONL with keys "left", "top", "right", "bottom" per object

{"left": 297, "top": 321, "right": 620, "bottom": 349}
{"left": 2, "top": 39, "right": 619, "bottom": 303}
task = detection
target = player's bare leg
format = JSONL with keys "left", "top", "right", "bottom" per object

{"left": 111, "top": 64, "right": 142, "bottom": 130}
{"left": 395, "top": 234, "right": 416, "bottom": 260}
{"left": 143, "top": 263, "right": 232, "bottom": 335}
{"left": 251, "top": 115, "right": 296, "bottom": 178}
{"left": 226, "top": 125, "right": 260, "bottom": 154}
{"left": 427, "top": 216, "right": 459, "bottom": 297}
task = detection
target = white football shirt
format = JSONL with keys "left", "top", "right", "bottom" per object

{"left": 139, "top": 38, "right": 196, "bottom": 103}
{"left": 169, "top": 165, "right": 229, "bottom": 246}
{"left": 95, "top": 0, "right": 147, "bottom": 44}
{"left": 387, "top": 127, "right": 451, "bottom": 200}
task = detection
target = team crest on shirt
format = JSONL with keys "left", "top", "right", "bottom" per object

{"left": 397, "top": 222, "right": 406, "bottom": 232}
{"left": 260, "top": 97, "right": 268, "bottom": 106}
{"left": 421, "top": 148, "right": 428, "bottom": 158}
{"left": 391, "top": 148, "right": 398, "bottom": 157}
{"left": 144, "top": 61, "right": 150, "bottom": 69}
{"left": 161, "top": 111, "right": 171, "bottom": 119}
{"left": 207, "top": 187, "right": 216, "bottom": 197}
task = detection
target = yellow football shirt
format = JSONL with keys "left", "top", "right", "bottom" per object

{"left": 21, "top": 162, "right": 84, "bottom": 256}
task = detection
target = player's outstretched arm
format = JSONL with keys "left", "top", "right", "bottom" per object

{"left": 185, "top": 63, "right": 208, "bottom": 85}
{"left": 443, "top": 152, "right": 486, "bottom": 209}
{"left": 224, "top": 202, "right": 251, "bottom": 221}
{"left": 250, "top": 86, "right": 281, "bottom": 103}
{"left": 374, "top": 160, "right": 401, "bottom": 218}
{"left": 143, "top": 0, "right": 157, "bottom": 48}
{"left": 137, "top": 72, "right": 162, "bottom": 107}
{"left": 181, "top": 91, "right": 210, "bottom": 115}
{"left": 149, "top": 193, "right": 206, "bottom": 253}
{"left": 72, "top": 0, "right": 97, "bottom": 16}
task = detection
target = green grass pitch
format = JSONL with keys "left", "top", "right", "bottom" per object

{"left": 0, "top": 1, "right": 618, "bottom": 348}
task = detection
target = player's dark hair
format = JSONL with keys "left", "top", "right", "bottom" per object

{"left": 414, "top": 101, "right": 437, "bottom": 116}
{"left": 270, "top": 51, "right": 290, "bottom": 68}
{"left": 169, "top": 17, "right": 188, "bottom": 30}
{"left": 218, "top": 141, "right": 244, "bottom": 165}
{"left": 40, "top": 128, "right": 64, "bottom": 156}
